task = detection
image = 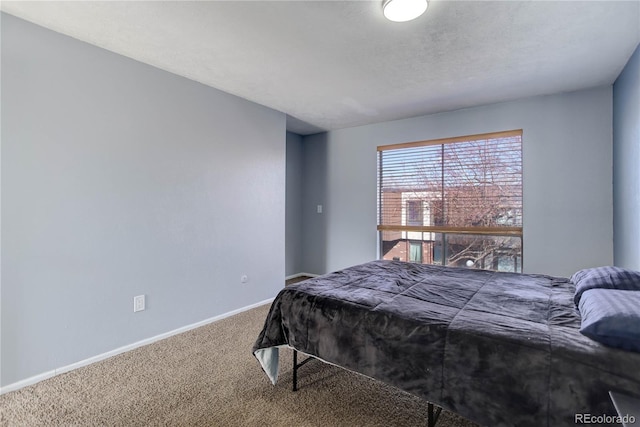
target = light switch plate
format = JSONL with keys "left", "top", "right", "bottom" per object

{"left": 134, "top": 295, "right": 145, "bottom": 312}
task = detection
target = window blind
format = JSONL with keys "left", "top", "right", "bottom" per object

{"left": 377, "top": 130, "right": 523, "bottom": 236}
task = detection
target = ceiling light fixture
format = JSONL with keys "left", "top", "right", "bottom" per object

{"left": 383, "top": 0, "right": 428, "bottom": 22}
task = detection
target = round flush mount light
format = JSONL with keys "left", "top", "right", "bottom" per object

{"left": 383, "top": 0, "right": 428, "bottom": 22}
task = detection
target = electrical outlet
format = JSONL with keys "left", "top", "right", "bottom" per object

{"left": 134, "top": 295, "right": 145, "bottom": 312}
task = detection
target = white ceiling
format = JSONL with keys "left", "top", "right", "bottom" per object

{"left": 2, "top": 1, "right": 640, "bottom": 135}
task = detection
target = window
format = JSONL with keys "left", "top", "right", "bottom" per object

{"left": 409, "top": 241, "right": 423, "bottom": 263}
{"left": 377, "top": 130, "right": 523, "bottom": 272}
{"left": 406, "top": 200, "right": 423, "bottom": 226}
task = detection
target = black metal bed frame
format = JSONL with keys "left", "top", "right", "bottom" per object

{"left": 291, "top": 349, "right": 442, "bottom": 427}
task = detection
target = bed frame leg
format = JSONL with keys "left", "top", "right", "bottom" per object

{"left": 293, "top": 350, "right": 299, "bottom": 392}
{"left": 292, "top": 349, "right": 316, "bottom": 392}
{"left": 427, "top": 402, "right": 442, "bottom": 427}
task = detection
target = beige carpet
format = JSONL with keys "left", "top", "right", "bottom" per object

{"left": 0, "top": 303, "right": 480, "bottom": 427}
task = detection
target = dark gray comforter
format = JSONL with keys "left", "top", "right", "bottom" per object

{"left": 253, "top": 260, "right": 640, "bottom": 426}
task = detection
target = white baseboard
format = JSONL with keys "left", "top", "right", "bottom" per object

{"left": 0, "top": 297, "right": 275, "bottom": 396}
{"left": 285, "top": 272, "right": 319, "bottom": 280}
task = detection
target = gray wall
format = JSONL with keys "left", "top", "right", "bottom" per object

{"left": 285, "top": 131, "right": 303, "bottom": 276}
{"left": 300, "top": 136, "right": 329, "bottom": 275}
{"left": 301, "top": 87, "right": 614, "bottom": 278}
{"left": 1, "top": 14, "right": 285, "bottom": 386}
{"left": 613, "top": 43, "right": 640, "bottom": 270}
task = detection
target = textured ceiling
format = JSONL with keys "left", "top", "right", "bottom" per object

{"left": 2, "top": 1, "right": 640, "bottom": 135}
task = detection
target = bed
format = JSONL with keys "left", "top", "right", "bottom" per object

{"left": 253, "top": 260, "right": 640, "bottom": 426}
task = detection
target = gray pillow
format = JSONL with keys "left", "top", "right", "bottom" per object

{"left": 571, "top": 266, "right": 640, "bottom": 306}
{"left": 578, "top": 288, "right": 640, "bottom": 352}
